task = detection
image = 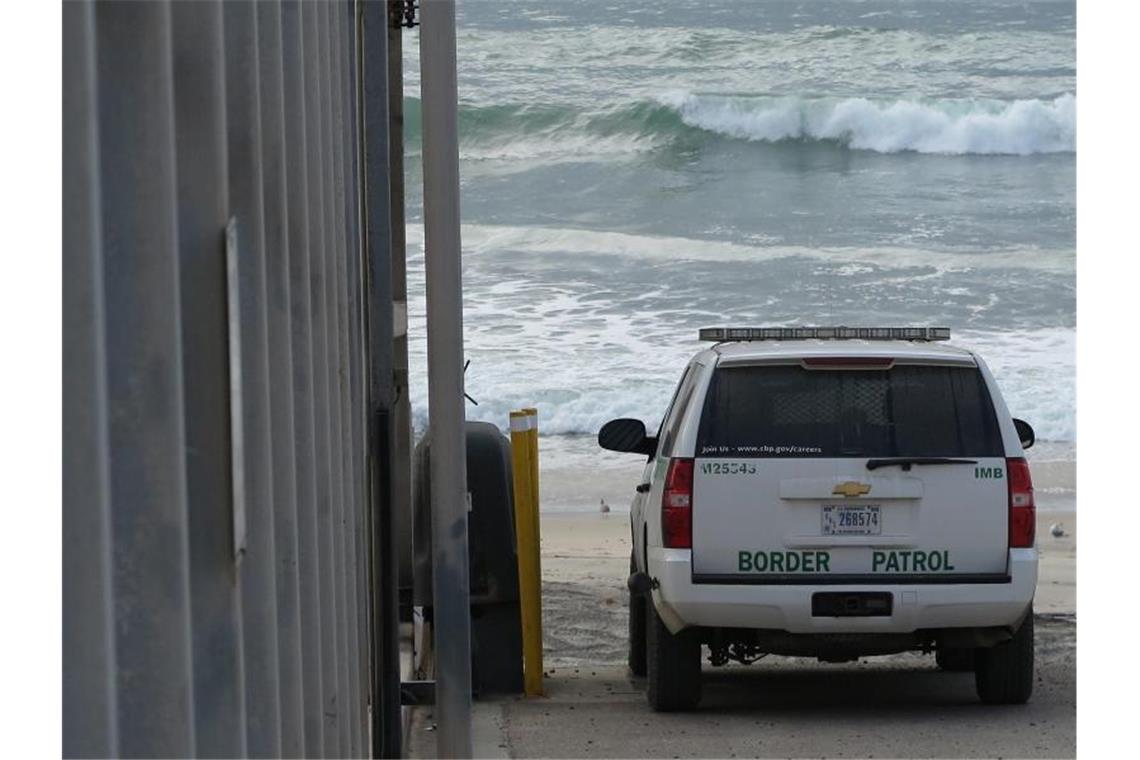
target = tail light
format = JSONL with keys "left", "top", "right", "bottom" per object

{"left": 662, "top": 458, "right": 694, "bottom": 549}
{"left": 1007, "top": 457, "right": 1036, "bottom": 548}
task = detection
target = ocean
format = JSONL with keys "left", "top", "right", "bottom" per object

{"left": 400, "top": 0, "right": 1076, "bottom": 510}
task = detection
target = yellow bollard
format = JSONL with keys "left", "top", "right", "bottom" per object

{"left": 522, "top": 409, "right": 543, "bottom": 687}
{"left": 521, "top": 407, "right": 542, "bottom": 601}
{"left": 510, "top": 410, "right": 544, "bottom": 696}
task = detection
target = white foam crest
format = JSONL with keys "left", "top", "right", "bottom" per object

{"left": 455, "top": 223, "right": 1074, "bottom": 273}
{"left": 410, "top": 328, "right": 1076, "bottom": 443}
{"left": 954, "top": 327, "right": 1075, "bottom": 442}
{"left": 659, "top": 92, "right": 1075, "bottom": 155}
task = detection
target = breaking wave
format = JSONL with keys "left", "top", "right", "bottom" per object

{"left": 658, "top": 92, "right": 1075, "bottom": 155}
{"left": 405, "top": 93, "right": 1075, "bottom": 158}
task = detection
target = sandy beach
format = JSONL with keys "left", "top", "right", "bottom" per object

{"left": 406, "top": 504, "right": 1076, "bottom": 757}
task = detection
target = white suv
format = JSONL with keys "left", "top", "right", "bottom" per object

{"left": 599, "top": 327, "right": 1038, "bottom": 711}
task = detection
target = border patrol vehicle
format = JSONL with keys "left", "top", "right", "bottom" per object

{"left": 599, "top": 327, "right": 1038, "bottom": 711}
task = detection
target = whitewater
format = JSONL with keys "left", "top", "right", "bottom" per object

{"left": 399, "top": 0, "right": 1075, "bottom": 497}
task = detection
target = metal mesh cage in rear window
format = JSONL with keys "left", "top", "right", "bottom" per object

{"left": 697, "top": 364, "right": 1003, "bottom": 458}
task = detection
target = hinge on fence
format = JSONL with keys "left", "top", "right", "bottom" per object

{"left": 390, "top": 0, "right": 418, "bottom": 29}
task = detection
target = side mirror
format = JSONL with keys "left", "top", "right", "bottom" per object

{"left": 598, "top": 418, "right": 657, "bottom": 457}
{"left": 1013, "top": 418, "right": 1035, "bottom": 450}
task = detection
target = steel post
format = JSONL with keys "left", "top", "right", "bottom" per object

{"left": 418, "top": 0, "right": 474, "bottom": 755}
{"left": 360, "top": 0, "right": 403, "bottom": 756}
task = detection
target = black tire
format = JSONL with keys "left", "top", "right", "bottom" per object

{"left": 936, "top": 646, "right": 975, "bottom": 672}
{"left": 646, "top": 601, "right": 702, "bottom": 711}
{"left": 975, "top": 610, "right": 1034, "bottom": 704}
{"left": 628, "top": 554, "right": 647, "bottom": 677}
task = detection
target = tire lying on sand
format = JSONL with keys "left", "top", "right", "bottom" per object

{"left": 936, "top": 646, "right": 975, "bottom": 672}
{"left": 975, "top": 609, "right": 1035, "bottom": 704}
{"left": 646, "top": 600, "right": 702, "bottom": 712}
{"left": 628, "top": 554, "right": 647, "bottom": 677}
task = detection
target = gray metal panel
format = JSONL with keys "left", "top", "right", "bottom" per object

{"left": 279, "top": 2, "right": 326, "bottom": 754}
{"left": 92, "top": 2, "right": 197, "bottom": 755}
{"left": 255, "top": 2, "right": 306, "bottom": 756}
{"left": 64, "top": 1, "right": 385, "bottom": 755}
{"left": 169, "top": 2, "right": 250, "bottom": 756}
{"left": 62, "top": 3, "right": 117, "bottom": 756}
{"left": 222, "top": 3, "right": 284, "bottom": 755}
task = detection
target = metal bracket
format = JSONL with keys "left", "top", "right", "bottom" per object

{"left": 224, "top": 217, "right": 247, "bottom": 564}
{"left": 400, "top": 680, "right": 435, "bottom": 706}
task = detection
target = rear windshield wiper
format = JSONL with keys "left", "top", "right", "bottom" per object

{"left": 865, "top": 457, "right": 978, "bottom": 471}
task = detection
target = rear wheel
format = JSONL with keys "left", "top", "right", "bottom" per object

{"left": 936, "top": 646, "right": 975, "bottom": 672}
{"left": 628, "top": 554, "right": 647, "bottom": 677}
{"left": 975, "top": 610, "right": 1034, "bottom": 704}
{"left": 646, "top": 601, "right": 701, "bottom": 711}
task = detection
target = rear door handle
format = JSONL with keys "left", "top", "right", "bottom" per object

{"left": 635, "top": 483, "right": 651, "bottom": 493}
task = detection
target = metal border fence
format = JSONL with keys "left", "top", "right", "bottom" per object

{"left": 62, "top": 2, "right": 399, "bottom": 756}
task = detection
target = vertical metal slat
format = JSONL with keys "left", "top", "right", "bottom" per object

{"left": 319, "top": 3, "right": 352, "bottom": 753}
{"left": 301, "top": 3, "right": 341, "bottom": 754}
{"left": 170, "top": 1, "right": 249, "bottom": 755}
{"left": 330, "top": 4, "right": 363, "bottom": 754}
{"left": 93, "top": 2, "right": 197, "bottom": 755}
{"left": 62, "top": 2, "right": 117, "bottom": 755}
{"left": 256, "top": 1, "right": 306, "bottom": 755}
{"left": 222, "top": 2, "right": 283, "bottom": 754}
{"left": 281, "top": 2, "right": 326, "bottom": 754}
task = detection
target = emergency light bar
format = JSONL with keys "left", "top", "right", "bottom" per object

{"left": 699, "top": 327, "right": 951, "bottom": 342}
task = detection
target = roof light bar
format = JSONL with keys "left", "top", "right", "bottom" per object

{"left": 699, "top": 326, "right": 951, "bottom": 342}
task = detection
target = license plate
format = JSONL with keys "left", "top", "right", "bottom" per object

{"left": 822, "top": 504, "right": 881, "bottom": 535}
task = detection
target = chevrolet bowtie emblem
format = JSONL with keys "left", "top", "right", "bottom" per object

{"left": 833, "top": 481, "right": 872, "bottom": 498}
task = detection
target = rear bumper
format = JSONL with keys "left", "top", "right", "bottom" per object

{"left": 648, "top": 547, "right": 1037, "bottom": 635}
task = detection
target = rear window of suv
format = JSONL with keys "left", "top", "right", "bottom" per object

{"left": 696, "top": 364, "right": 1003, "bottom": 458}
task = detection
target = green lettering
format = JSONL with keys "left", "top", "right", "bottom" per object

{"left": 913, "top": 551, "right": 927, "bottom": 572}
{"left": 872, "top": 551, "right": 886, "bottom": 571}
{"left": 754, "top": 551, "right": 768, "bottom": 572}
{"left": 802, "top": 552, "right": 815, "bottom": 573}
{"left": 771, "top": 552, "right": 784, "bottom": 573}
{"left": 928, "top": 550, "right": 942, "bottom": 571}
{"left": 701, "top": 463, "right": 713, "bottom": 475}
{"left": 817, "top": 552, "right": 830, "bottom": 572}
{"left": 943, "top": 551, "right": 955, "bottom": 571}
{"left": 738, "top": 551, "right": 752, "bottom": 572}
{"left": 786, "top": 552, "right": 800, "bottom": 572}
{"left": 885, "top": 553, "right": 900, "bottom": 572}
